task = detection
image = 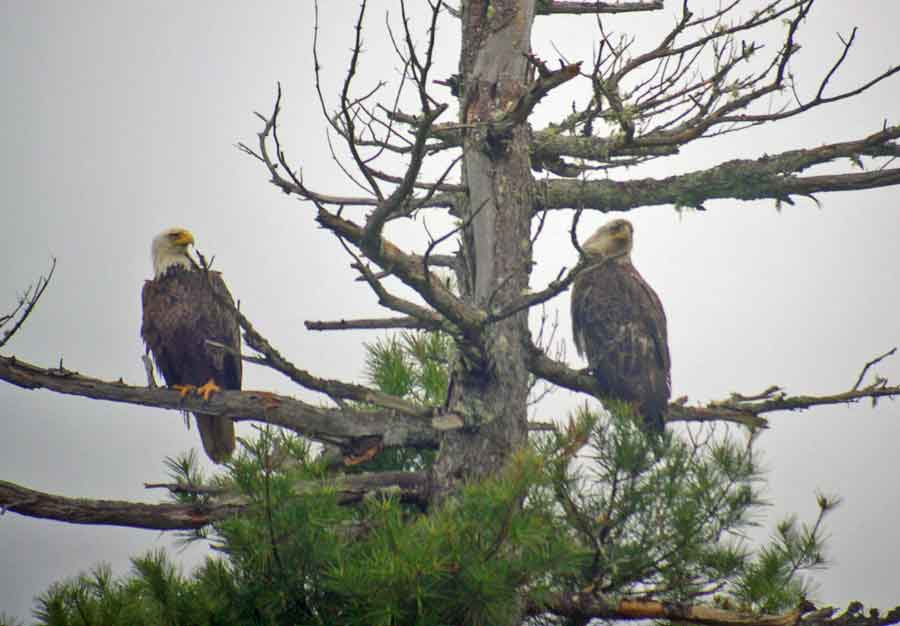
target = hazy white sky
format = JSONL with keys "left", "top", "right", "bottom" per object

{"left": 2, "top": 1, "right": 899, "bottom": 621}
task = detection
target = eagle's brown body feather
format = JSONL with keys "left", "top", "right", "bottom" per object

{"left": 141, "top": 266, "right": 240, "bottom": 463}
{"left": 571, "top": 257, "right": 670, "bottom": 432}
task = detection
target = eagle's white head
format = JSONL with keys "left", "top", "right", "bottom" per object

{"left": 582, "top": 218, "right": 634, "bottom": 261}
{"left": 151, "top": 227, "right": 195, "bottom": 277}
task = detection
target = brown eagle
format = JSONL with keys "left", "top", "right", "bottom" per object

{"left": 141, "top": 227, "right": 240, "bottom": 463}
{"left": 571, "top": 219, "right": 670, "bottom": 432}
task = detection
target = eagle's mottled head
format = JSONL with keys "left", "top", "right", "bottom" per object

{"left": 582, "top": 219, "right": 633, "bottom": 261}
{"left": 151, "top": 227, "right": 195, "bottom": 277}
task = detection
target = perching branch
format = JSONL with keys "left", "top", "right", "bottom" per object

{"left": 0, "top": 354, "right": 440, "bottom": 449}
{"left": 527, "top": 343, "right": 900, "bottom": 429}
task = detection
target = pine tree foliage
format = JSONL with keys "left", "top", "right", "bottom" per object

{"left": 29, "top": 331, "right": 835, "bottom": 626}
{"left": 365, "top": 331, "right": 452, "bottom": 407}
{"left": 358, "top": 331, "right": 452, "bottom": 472}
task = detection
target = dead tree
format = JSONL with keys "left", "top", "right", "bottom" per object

{"left": 2, "top": 1, "right": 900, "bottom": 623}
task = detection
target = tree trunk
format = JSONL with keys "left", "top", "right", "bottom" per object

{"left": 433, "top": 0, "right": 536, "bottom": 495}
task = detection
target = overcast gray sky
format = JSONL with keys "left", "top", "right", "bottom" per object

{"left": 2, "top": 1, "right": 899, "bottom": 621}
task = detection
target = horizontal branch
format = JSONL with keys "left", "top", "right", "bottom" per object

{"left": 0, "top": 355, "right": 439, "bottom": 448}
{"left": 305, "top": 316, "right": 437, "bottom": 332}
{"left": 521, "top": 345, "right": 757, "bottom": 427}
{"left": 0, "top": 471, "right": 429, "bottom": 530}
{"left": 536, "top": 1, "right": 663, "bottom": 15}
{"left": 541, "top": 166, "right": 900, "bottom": 213}
{"left": 540, "top": 127, "right": 900, "bottom": 212}
{"left": 532, "top": 129, "right": 680, "bottom": 166}
{"left": 0, "top": 480, "right": 243, "bottom": 530}
{"left": 526, "top": 343, "right": 900, "bottom": 429}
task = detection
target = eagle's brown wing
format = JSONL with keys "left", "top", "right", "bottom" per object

{"left": 571, "top": 260, "right": 670, "bottom": 431}
{"left": 142, "top": 266, "right": 240, "bottom": 462}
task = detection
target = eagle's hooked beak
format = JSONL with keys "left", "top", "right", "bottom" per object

{"left": 173, "top": 230, "right": 195, "bottom": 248}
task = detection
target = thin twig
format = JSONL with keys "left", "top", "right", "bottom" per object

{"left": 0, "top": 257, "right": 56, "bottom": 349}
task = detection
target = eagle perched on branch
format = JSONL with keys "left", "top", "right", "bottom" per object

{"left": 141, "top": 228, "right": 240, "bottom": 463}
{"left": 571, "top": 219, "right": 671, "bottom": 432}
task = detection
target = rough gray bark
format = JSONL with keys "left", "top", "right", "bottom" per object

{"left": 433, "top": 0, "right": 537, "bottom": 494}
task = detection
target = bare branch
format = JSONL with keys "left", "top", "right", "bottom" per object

{"left": 361, "top": 101, "right": 448, "bottom": 248}
{"left": 853, "top": 347, "right": 897, "bottom": 391}
{"left": 328, "top": 234, "right": 451, "bottom": 334}
{"left": 488, "top": 257, "right": 602, "bottom": 324}
{"left": 0, "top": 258, "right": 56, "bottom": 349}
{"left": 238, "top": 86, "right": 453, "bottom": 211}
{"left": 496, "top": 55, "right": 583, "bottom": 128}
{"left": 316, "top": 208, "right": 486, "bottom": 334}
{"left": 527, "top": 342, "right": 900, "bottom": 429}
{"left": 532, "top": 0, "right": 899, "bottom": 173}
{"left": 339, "top": 0, "right": 385, "bottom": 200}
{"left": 191, "top": 249, "right": 438, "bottom": 417}
{"left": 0, "top": 479, "right": 243, "bottom": 530}
{"left": 536, "top": 1, "right": 664, "bottom": 15}
{"left": 305, "top": 316, "right": 437, "bottom": 332}
{"left": 0, "top": 471, "right": 429, "bottom": 530}
{"left": 539, "top": 125, "right": 900, "bottom": 212}
{"left": 349, "top": 257, "right": 448, "bottom": 329}
{"left": 0, "top": 354, "right": 440, "bottom": 448}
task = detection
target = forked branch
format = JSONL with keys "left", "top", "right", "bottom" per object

{"left": 192, "top": 251, "right": 435, "bottom": 417}
{"left": 0, "top": 258, "right": 56, "bottom": 349}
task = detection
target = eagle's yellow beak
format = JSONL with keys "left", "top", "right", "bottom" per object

{"left": 173, "top": 230, "right": 195, "bottom": 247}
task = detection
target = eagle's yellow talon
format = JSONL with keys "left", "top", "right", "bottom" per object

{"left": 173, "top": 384, "right": 196, "bottom": 397}
{"left": 197, "top": 379, "right": 222, "bottom": 401}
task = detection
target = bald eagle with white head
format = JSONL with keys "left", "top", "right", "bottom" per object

{"left": 571, "top": 219, "right": 671, "bottom": 432}
{"left": 141, "top": 228, "right": 240, "bottom": 463}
